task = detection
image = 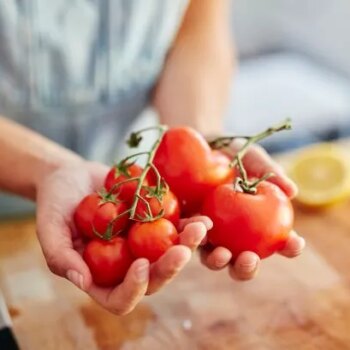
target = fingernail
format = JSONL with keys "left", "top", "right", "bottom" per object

{"left": 202, "top": 218, "right": 213, "bottom": 230}
{"left": 215, "top": 257, "right": 228, "bottom": 268}
{"left": 300, "top": 237, "right": 306, "bottom": 249}
{"left": 239, "top": 259, "right": 258, "bottom": 274}
{"left": 192, "top": 232, "right": 206, "bottom": 247}
{"left": 135, "top": 261, "right": 149, "bottom": 283}
{"left": 67, "top": 270, "right": 85, "bottom": 291}
{"left": 290, "top": 237, "right": 306, "bottom": 256}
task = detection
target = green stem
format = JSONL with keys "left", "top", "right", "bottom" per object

{"left": 129, "top": 125, "right": 167, "bottom": 220}
{"left": 107, "top": 176, "right": 139, "bottom": 196}
{"left": 150, "top": 162, "right": 162, "bottom": 190}
{"left": 209, "top": 136, "right": 250, "bottom": 149}
{"left": 135, "top": 125, "right": 166, "bottom": 134}
{"left": 230, "top": 119, "right": 291, "bottom": 168}
{"left": 127, "top": 125, "right": 167, "bottom": 148}
{"left": 136, "top": 194, "right": 153, "bottom": 218}
{"left": 93, "top": 208, "right": 131, "bottom": 240}
{"left": 121, "top": 152, "right": 149, "bottom": 162}
{"left": 249, "top": 172, "right": 275, "bottom": 188}
{"left": 229, "top": 119, "right": 291, "bottom": 194}
{"left": 236, "top": 156, "right": 248, "bottom": 184}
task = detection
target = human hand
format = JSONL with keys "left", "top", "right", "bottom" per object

{"left": 199, "top": 142, "right": 305, "bottom": 281}
{"left": 36, "top": 161, "right": 209, "bottom": 315}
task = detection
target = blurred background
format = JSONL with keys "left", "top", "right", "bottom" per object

{"left": 227, "top": 0, "right": 350, "bottom": 152}
{"left": 1, "top": 0, "right": 350, "bottom": 215}
{"left": 131, "top": 0, "right": 350, "bottom": 151}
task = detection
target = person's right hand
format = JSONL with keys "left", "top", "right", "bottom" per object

{"left": 36, "top": 161, "right": 210, "bottom": 315}
{"left": 199, "top": 142, "right": 305, "bottom": 281}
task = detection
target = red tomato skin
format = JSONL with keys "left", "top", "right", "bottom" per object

{"left": 104, "top": 164, "right": 146, "bottom": 203}
{"left": 135, "top": 190, "right": 180, "bottom": 226}
{"left": 74, "top": 193, "right": 129, "bottom": 240}
{"left": 83, "top": 237, "right": 134, "bottom": 287}
{"left": 74, "top": 193, "right": 100, "bottom": 239}
{"left": 154, "top": 127, "right": 234, "bottom": 216}
{"left": 202, "top": 182, "right": 294, "bottom": 259}
{"left": 128, "top": 218, "right": 179, "bottom": 263}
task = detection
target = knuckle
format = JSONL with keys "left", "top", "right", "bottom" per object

{"left": 160, "top": 265, "right": 180, "bottom": 280}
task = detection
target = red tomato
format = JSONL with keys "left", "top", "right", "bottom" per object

{"left": 201, "top": 181, "right": 294, "bottom": 259}
{"left": 135, "top": 188, "right": 180, "bottom": 226}
{"left": 154, "top": 127, "right": 234, "bottom": 216}
{"left": 105, "top": 163, "right": 147, "bottom": 203}
{"left": 74, "top": 193, "right": 129, "bottom": 240}
{"left": 83, "top": 237, "right": 134, "bottom": 287}
{"left": 128, "top": 218, "right": 179, "bottom": 263}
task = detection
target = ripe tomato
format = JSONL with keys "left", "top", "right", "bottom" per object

{"left": 105, "top": 163, "right": 148, "bottom": 203}
{"left": 201, "top": 181, "right": 294, "bottom": 259}
{"left": 83, "top": 237, "right": 134, "bottom": 287}
{"left": 135, "top": 188, "right": 180, "bottom": 226}
{"left": 128, "top": 218, "right": 179, "bottom": 263}
{"left": 154, "top": 127, "right": 234, "bottom": 215}
{"left": 74, "top": 193, "right": 129, "bottom": 240}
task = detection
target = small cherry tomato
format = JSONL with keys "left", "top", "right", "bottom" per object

{"left": 74, "top": 193, "right": 129, "bottom": 240}
{"left": 128, "top": 218, "right": 179, "bottom": 263}
{"left": 105, "top": 163, "right": 148, "bottom": 203}
{"left": 201, "top": 181, "right": 294, "bottom": 259}
{"left": 135, "top": 188, "right": 180, "bottom": 226}
{"left": 83, "top": 237, "right": 134, "bottom": 287}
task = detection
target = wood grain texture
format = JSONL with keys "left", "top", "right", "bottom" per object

{"left": 1, "top": 143, "right": 350, "bottom": 350}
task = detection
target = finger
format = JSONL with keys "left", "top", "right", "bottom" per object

{"left": 229, "top": 251, "right": 260, "bottom": 281}
{"left": 87, "top": 258, "right": 149, "bottom": 315}
{"left": 200, "top": 246, "right": 232, "bottom": 270}
{"left": 247, "top": 147, "right": 297, "bottom": 198}
{"left": 147, "top": 246, "right": 191, "bottom": 295}
{"left": 179, "top": 222, "right": 207, "bottom": 250}
{"left": 178, "top": 216, "right": 213, "bottom": 231}
{"left": 279, "top": 231, "right": 306, "bottom": 258}
{"left": 232, "top": 142, "right": 298, "bottom": 198}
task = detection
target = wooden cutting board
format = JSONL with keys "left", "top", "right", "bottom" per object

{"left": 1, "top": 144, "right": 350, "bottom": 350}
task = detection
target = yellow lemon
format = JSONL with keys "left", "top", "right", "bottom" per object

{"left": 288, "top": 143, "right": 350, "bottom": 208}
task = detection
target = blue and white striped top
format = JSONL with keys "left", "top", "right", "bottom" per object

{"left": 0, "top": 0, "right": 189, "bottom": 161}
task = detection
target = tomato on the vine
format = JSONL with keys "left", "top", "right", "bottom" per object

{"left": 74, "top": 193, "right": 129, "bottom": 240}
{"left": 202, "top": 181, "right": 294, "bottom": 259}
{"left": 83, "top": 237, "right": 134, "bottom": 287}
{"left": 154, "top": 127, "right": 234, "bottom": 215}
{"left": 105, "top": 163, "right": 149, "bottom": 203}
{"left": 128, "top": 218, "right": 179, "bottom": 263}
{"left": 135, "top": 187, "right": 180, "bottom": 226}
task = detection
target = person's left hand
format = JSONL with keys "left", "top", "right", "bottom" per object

{"left": 36, "top": 161, "right": 209, "bottom": 315}
{"left": 198, "top": 142, "right": 305, "bottom": 281}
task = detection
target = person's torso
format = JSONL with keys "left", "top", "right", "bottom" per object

{"left": 0, "top": 0, "right": 188, "bottom": 161}
{"left": 0, "top": 0, "right": 189, "bottom": 216}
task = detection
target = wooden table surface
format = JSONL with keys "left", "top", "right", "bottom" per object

{"left": 1, "top": 144, "right": 350, "bottom": 350}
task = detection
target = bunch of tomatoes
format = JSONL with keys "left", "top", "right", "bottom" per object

{"left": 74, "top": 122, "right": 294, "bottom": 287}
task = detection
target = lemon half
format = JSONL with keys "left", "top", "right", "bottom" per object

{"left": 288, "top": 143, "right": 350, "bottom": 208}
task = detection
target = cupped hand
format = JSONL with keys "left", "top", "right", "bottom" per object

{"left": 36, "top": 161, "right": 209, "bottom": 315}
{"left": 199, "top": 141, "right": 305, "bottom": 281}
